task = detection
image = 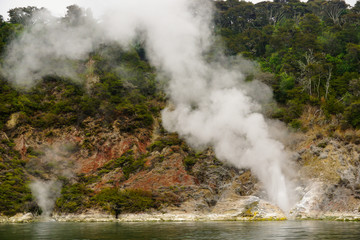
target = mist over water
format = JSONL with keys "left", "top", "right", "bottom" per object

{"left": 1, "top": 0, "right": 296, "bottom": 211}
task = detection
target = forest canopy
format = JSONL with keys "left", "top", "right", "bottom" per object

{"left": 0, "top": 0, "right": 359, "bottom": 130}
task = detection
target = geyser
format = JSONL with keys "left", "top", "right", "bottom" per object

{"left": 2, "top": 0, "right": 295, "bottom": 211}
{"left": 27, "top": 145, "right": 76, "bottom": 218}
{"left": 29, "top": 180, "right": 62, "bottom": 218}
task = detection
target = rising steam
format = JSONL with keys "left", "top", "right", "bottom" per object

{"left": 2, "top": 0, "right": 295, "bottom": 211}
{"left": 27, "top": 144, "right": 76, "bottom": 217}
{"left": 2, "top": 9, "right": 101, "bottom": 88}
{"left": 30, "top": 180, "right": 62, "bottom": 218}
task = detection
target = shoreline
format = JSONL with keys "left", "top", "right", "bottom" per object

{"left": 1, "top": 212, "right": 360, "bottom": 223}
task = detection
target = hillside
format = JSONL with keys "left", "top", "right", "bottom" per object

{"left": 0, "top": 0, "right": 360, "bottom": 221}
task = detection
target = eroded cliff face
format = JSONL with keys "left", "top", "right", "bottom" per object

{"left": 289, "top": 107, "right": 360, "bottom": 220}
{"left": 2, "top": 110, "right": 287, "bottom": 220}
{"left": 2, "top": 105, "right": 360, "bottom": 221}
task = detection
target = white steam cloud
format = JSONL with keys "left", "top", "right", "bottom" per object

{"left": 27, "top": 144, "right": 76, "bottom": 217}
{"left": 2, "top": 0, "right": 295, "bottom": 211}
{"left": 30, "top": 180, "right": 62, "bottom": 218}
{"left": 2, "top": 9, "right": 101, "bottom": 88}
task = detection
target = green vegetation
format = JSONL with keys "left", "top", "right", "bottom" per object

{"left": 98, "top": 150, "right": 146, "bottom": 179}
{"left": 0, "top": 1, "right": 358, "bottom": 130}
{"left": 1, "top": 0, "right": 360, "bottom": 216}
{"left": 94, "top": 188, "right": 159, "bottom": 217}
{"left": 0, "top": 0, "right": 358, "bottom": 130}
{"left": 55, "top": 182, "right": 93, "bottom": 213}
{"left": 214, "top": 0, "right": 360, "bottom": 127}
{"left": 0, "top": 8, "right": 158, "bottom": 132}
{"left": 148, "top": 134, "right": 184, "bottom": 152}
{"left": 0, "top": 140, "right": 33, "bottom": 216}
{"left": 0, "top": 50, "right": 156, "bottom": 131}
{"left": 183, "top": 156, "right": 197, "bottom": 171}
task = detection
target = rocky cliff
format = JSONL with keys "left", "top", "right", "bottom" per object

{"left": 289, "top": 107, "right": 360, "bottom": 220}
{"left": 1, "top": 104, "right": 360, "bottom": 222}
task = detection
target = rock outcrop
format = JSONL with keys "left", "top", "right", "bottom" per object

{"left": 3, "top": 106, "right": 360, "bottom": 221}
{"left": 289, "top": 107, "right": 360, "bottom": 220}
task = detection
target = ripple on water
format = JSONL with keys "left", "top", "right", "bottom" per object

{"left": 0, "top": 221, "right": 360, "bottom": 240}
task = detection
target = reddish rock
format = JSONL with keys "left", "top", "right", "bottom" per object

{"left": 122, "top": 152, "right": 196, "bottom": 191}
{"left": 78, "top": 134, "right": 151, "bottom": 174}
{"left": 14, "top": 135, "right": 27, "bottom": 159}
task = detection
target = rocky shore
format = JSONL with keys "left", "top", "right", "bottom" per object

{"left": 2, "top": 211, "right": 360, "bottom": 223}
{"left": 2, "top": 192, "right": 360, "bottom": 223}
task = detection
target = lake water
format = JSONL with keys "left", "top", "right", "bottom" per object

{"left": 0, "top": 221, "right": 360, "bottom": 239}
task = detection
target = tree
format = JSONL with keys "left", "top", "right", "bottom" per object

{"left": 287, "top": 0, "right": 310, "bottom": 20}
{"left": 255, "top": 2, "right": 288, "bottom": 26}
{"left": 0, "top": 21, "right": 20, "bottom": 54}
{"left": 352, "top": 1, "right": 360, "bottom": 14}
{"left": 345, "top": 100, "right": 360, "bottom": 128}
{"left": 322, "top": 0, "right": 348, "bottom": 25}
{"left": 344, "top": 43, "right": 360, "bottom": 72}
{"left": 62, "top": 5, "right": 95, "bottom": 26}
{"left": 306, "top": 0, "right": 326, "bottom": 18}
{"left": 325, "top": 67, "right": 332, "bottom": 99}
{"left": 297, "top": 49, "right": 330, "bottom": 98}
{"left": 299, "top": 13, "right": 321, "bottom": 34}
{"left": 8, "top": 6, "right": 41, "bottom": 25}
{"left": 294, "top": 14, "right": 322, "bottom": 52}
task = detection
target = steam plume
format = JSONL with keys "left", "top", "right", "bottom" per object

{"left": 27, "top": 144, "right": 76, "bottom": 217}
{"left": 2, "top": 0, "right": 295, "bottom": 211}
{"left": 30, "top": 180, "right": 62, "bottom": 218}
{"left": 2, "top": 8, "right": 101, "bottom": 88}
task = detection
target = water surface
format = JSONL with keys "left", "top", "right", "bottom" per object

{"left": 0, "top": 221, "right": 359, "bottom": 239}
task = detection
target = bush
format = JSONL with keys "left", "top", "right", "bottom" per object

{"left": 99, "top": 151, "right": 146, "bottom": 179}
{"left": 183, "top": 156, "right": 197, "bottom": 171}
{"left": 345, "top": 100, "right": 360, "bottom": 128}
{"left": 0, "top": 152, "right": 32, "bottom": 216}
{"left": 94, "top": 188, "right": 158, "bottom": 217}
{"left": 116, "top": 103, "right": 154, "bottom": 132}
{"left": 55, "top": 183, "right": 93, "bottom": 213}
{"left": 322, "top": 95, "right": 345, "bottom": 117}
{"left": 289, "top": 119, "right": 302, "bottom": 130}
{"left": 279, "top": 73, "right": 295, "bottom": 95}
{"left": 148, "top": 135, "right": 183, "bottom": 152}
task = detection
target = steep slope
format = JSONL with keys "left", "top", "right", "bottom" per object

{"left": 290, "top": 106, "right": 360, "bottom": 220}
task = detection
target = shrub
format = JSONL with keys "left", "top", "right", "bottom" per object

{"left": 94, "top": 188, "right": 158, "bottom": 217}
{"left": 183, "top": 156, "right": 197, "bottom": 171}
{"left": 345, "top": 100, "right": 360, "bottom": 128}
{"left": 148, "top": 136, "right": 183, "bottom": 152}
{"left": 289, "top": 119, "right": 302, "bottom": 130}
{"left": 97, "top": 151, "right": 146, "bottom": 179}
{"left": 55, "top": 183, "right": 93, "bottom": 213}
{"left": 322, "top": 95, "right": 345, "bottom": 117}
{"left": 0, "top": 154, "right": 32, "bottom": 216}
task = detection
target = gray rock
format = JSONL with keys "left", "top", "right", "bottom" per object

{"left": 298, "top": 149, "right": 306, "bottom": 155}
{"left": 319, "top": 152, "right": 328, "bottom": 159}
{"left": 209, "top": 191, "right": 286, "bottom": 219}
{"left": 340, "top": 168, "right": 356, "bottom": 188}
{"left": 338, "top": 154, "right": 346, "bottom": 165}
{"left": 330, "top": 140, "right": 340, "bottom": 149}
{"left": 310, "top": 145, "right": 321, "bottom": 156}
{"left": 292, "top": 152, "right": 301, "bottom": 161}
{"left": 8, "top": 213, "right": 34, "bottom": 223}
{"left": 346, "top": 144, "right": 354, "bottom": 152}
